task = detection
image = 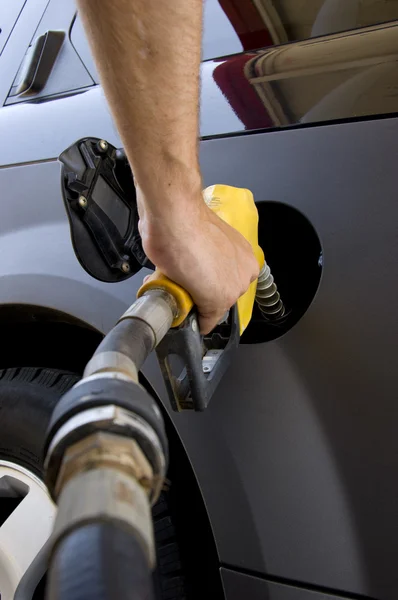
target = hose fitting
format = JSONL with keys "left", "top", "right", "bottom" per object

{"left": 50, "top": 431, "right": 157, "bottom": 568}
{"left": 255, "top": 262, "right": 285, "bottom": 320}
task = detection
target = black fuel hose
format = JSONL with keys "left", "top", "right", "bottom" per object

{"left": 93, "top": 317, "right": 156, "bottom": 371}
{"left": 45, "top": 521, "right": 155, "bottom": 600}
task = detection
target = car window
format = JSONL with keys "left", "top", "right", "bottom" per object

{"left": 71, "top": 0, "right": 398, "bottom": 76}
{"left": 200, "top": 1, "right": 398, "bottom": 136}
{"left": 51, "top": 1, "right": 398, "bottom": 139}
{"left": 201, "top": 0, "right": 398, "bottom": 60}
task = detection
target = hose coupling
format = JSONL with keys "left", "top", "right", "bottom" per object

{"left": 255, "top": 261, "right": 285, "bottom": 320}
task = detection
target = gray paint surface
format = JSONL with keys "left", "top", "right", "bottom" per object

{"left": 197, "top": 119, "right": 398, "bottom": 599}
{"left": 221, "top": 569, "right": 355, "bottom": 600}
{"left": 0, "top": 0, "right": 26, "bottom": 55}
{"left": 0, "top": 74, "right": 238, "bottom": 165}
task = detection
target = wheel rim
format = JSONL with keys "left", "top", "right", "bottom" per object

{"left": 0, "top": 461, "right": 55, "bottom": 600}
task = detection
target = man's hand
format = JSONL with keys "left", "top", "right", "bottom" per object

{"left": 138, "top": 188, "right": 260, "bottom": 334}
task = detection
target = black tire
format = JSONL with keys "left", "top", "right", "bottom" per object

{"left": 0, "top": 367, "right": 188, "bottom": 600}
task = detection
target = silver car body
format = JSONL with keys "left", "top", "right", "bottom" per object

{"left": 1, "top": 2, "right": 397, "bottom": 599}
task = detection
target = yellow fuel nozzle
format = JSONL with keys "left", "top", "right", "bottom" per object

{"left": 137, "top": 185, "right": 264, "bottom": 335}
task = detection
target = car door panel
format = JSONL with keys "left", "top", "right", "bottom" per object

{"left": 195, "top": 118, "right": 398, "bottom": 599}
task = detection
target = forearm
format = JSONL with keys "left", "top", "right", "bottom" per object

{"left": 77, "top": 0, "right": 203, "bottom": 216}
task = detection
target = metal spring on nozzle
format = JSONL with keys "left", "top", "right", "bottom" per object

{"left": 255, "top": 262, "right": 285, "bottom": 320}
